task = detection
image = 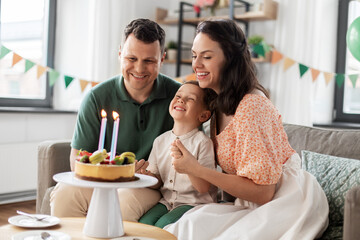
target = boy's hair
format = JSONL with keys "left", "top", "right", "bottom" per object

{"left": 183, "top": 81, "right": 217, "bottom": 113}
{"left": 124, "top": 18, "right": 166, "bottom": 54}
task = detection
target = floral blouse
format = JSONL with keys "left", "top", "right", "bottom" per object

{"left": 211, "top": 94, "right": 296, "bottom": 185}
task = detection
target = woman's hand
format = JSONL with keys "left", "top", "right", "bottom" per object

{"left": 170, "top": 139, "right": 200, "bottom": 175}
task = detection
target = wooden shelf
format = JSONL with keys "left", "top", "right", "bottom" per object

{"left": 156, "top": 0, "right": 278, "bottom": 25}
{"left": 164, "top": 59, "right": 176, "bottom": 64}
{"left": 166, "top": 55, "right": 271, "bottom": 65}
{"left": 156, "top": 8, "right": 178, "bottom": 25}
{"left": 236, "top": 0, "right": 278, "bottom": 21}
{"left": 157, "top": 0, "right": 277, "bottom": 76}
{"left": 164, "top": 59, "right": 192, "bottom": 64}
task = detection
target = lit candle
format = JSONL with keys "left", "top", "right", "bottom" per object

{"left": 98, "top": 109, "right": 107, "bottom": 151}
{"left": 110, "top": 111, "right": 120, "bottom": 160}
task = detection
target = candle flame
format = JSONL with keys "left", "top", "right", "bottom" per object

{"left": 101, "top": 109, "right": 107, "bottom": 118}
{"left": 112, "top": 111, "right": 119, "bottom": 120}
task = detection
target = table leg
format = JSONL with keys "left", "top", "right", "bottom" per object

{"left": 83, "top": 187, "right": 124, "bottom": 238}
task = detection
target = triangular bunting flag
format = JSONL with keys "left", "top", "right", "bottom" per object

{"left": 283, "top": 58, "right": 295, "bottom": 72}
{"left": 64, "top": 75, "right": 74, "bottom": 88}
{"left": 253, "top": 44, "right": 265, "bottom": 57}
{"left": 310, "top": 68, "right": 320, "bottom": 82}
{"left": 174, "top": 77, "right": 183, "bottom": 83}
{"left": 12, "top": 53, "right": 23, "bottom": 67}
{"left": 91, "top": 81, "right": 99, "bottom": 87}
{"left": 0, "top": 45, "right": 11, "bottom": 59}
{"left": 79, "top": 79, "right": 89, "bottom": 92}
{"left": 48, "top": 70, "right": 60, "bottom": 86}
{"left": 37, "top": 65, "right": 47, "bottom": 79}
{"left": 323, "top": 72, "right": 334, "bottom": 85}
{"left": 185, "top": 73, "right": 196, "bottom": 81}
{"left": 348, "top": 74, "right": 358, "bottom": 88}
{"left": 271, "top": 50, "right": 283, "bottom": 64}
{"left": 298, "top": 63, "right": 309, "bottom": 78}
{"left": 262, "top": 42, "right": 271, "bottom": 54}
{"left": 335, "top": 73, "right": 345, "bottom": 88}
{"left": 25, "top": 60, "right": 36, "bottom": 73}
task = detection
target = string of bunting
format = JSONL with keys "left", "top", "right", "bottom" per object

{"left": 0, "top": 44, "right": 99, "bottom": 92}
{"left": 1, "top": 43, "right": 359, "bottom": 90}
{"left": 252, "top": 42, "right": 359, "bottom": 88}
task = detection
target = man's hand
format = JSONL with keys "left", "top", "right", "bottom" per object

{"left": 135, "top": 159, "right": 149, "bottom": 172}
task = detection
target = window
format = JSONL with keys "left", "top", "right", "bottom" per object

{"left": 334, "top": 0, "right": 360, "bottom": 123}
{"left": 0, "top": 0, "right": 56, "bottom": 108}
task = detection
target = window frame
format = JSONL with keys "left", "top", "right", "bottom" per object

{"left": 0, "top": 0, "right": 56, "bottom": 108}
{"left": 334, "top": 0, "right": 360, "bottom": 123}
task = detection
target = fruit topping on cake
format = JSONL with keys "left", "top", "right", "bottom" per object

{"left": 74, "top": 150, "right": 137, "bottom": 182}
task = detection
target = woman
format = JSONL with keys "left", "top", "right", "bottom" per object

{"left": 165, "top": 19, "right": 329, "bottom": 240}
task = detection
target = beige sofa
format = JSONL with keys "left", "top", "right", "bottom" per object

{"left": 37, "top": 123, "right": 360, "bottom": 240}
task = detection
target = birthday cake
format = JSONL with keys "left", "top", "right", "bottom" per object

{"left": 74, "top": 150, "right": 137, "bottom": 182}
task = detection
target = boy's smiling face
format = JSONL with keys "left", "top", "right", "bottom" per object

{"left": 169, "top": 83, "right": 210, "bottom": 127}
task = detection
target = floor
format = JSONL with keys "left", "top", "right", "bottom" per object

{"left": 0, "top": 200, "right": 36, "bottom": 226}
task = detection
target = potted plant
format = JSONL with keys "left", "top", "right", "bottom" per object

{"left": 247, "top": 35, "right": 264, "bottom": 58}
{"left": 166, "top": 41, "right": 178, "bottom": 61}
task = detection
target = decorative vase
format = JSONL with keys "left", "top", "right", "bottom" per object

{"left": 218, "top": 0, "right": 229, "bottom": 8}
{"left": 167, "top": 49, "right": 177, "bottom": 61}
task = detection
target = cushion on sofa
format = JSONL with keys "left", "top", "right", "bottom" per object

{"left": 301, "top": 150, "right": 360, "bottom": 227}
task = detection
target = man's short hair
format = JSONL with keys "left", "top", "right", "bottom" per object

{"left": 124, "top": 18, "right": 166, "bottom": 54}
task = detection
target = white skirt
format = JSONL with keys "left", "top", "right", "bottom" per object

{"left": 164, "top": 154, "right": 329, "bottom": 240}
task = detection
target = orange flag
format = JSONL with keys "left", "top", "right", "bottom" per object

{"left": 323, "top": 72, "right": 334, "bottom": 85}
{"left": 79, "top": 79, "right": 89, "bottom": 92}
{"left": 37, "top": 65, "right": 47, "bottom": 79}
{"left": 271, "top": 50, "right": 283, "bottom": 64}
{"left": 174, "top": 77, "right": 183, "bottom": 83}
{"left": 310, "top": 68, "right": 320, "bottom": 82}
{"left": 185, "top": 73, "right": 196, "bottom": 81}
{"left": 283, "top": 58, "right": 295, "bottom": 72}
{"left": 91, "top": 81, "right": 99, "bottom": 87}
{"left": 12, "top": 53, "right": 23, "bottom": 67}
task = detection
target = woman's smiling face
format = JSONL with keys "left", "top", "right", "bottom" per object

{"left": 191, "top": 32, "right": 226, "bottom": 94}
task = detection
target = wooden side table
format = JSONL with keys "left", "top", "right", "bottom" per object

{"left": 0, "top": 217, "right": 177, "bottom": 240}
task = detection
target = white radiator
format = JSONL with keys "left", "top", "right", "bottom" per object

{"left": 0, "top": 112, "right": 77, "bottom": 203}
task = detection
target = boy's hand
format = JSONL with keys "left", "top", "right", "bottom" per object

{"left": 138, "top": 168, "right": 154, "bottom": 177}
{"left": 135, "top": 159, "right": 149, "bottom": 172}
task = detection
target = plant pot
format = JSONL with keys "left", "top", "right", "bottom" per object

{"left": 167, "top": 49, "right": 177, "bottom": 61}
{"left": 250, "top": 44, "right": 259, "bottom": 58}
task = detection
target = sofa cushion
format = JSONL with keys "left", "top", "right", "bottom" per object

{"left": 301, "top": 150, "right": 360, "bottom": 227}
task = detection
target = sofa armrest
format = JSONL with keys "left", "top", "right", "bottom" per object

{"left": 343, "top": 185, "right": 360, "bottom": 240}
{"left": 36, "top": 140, "right": 72, "bottom": 213}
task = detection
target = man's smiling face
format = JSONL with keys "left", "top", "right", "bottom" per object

{"left": 120, "top": 33, "right": 164, "bottom": 100}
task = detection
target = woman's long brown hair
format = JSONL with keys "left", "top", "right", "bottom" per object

{"left": 196, "top": 19, "right": 269, "bottom": 115}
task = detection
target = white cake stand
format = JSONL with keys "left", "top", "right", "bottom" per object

{"left": 53, "top": 172, "right": 158, "bottom": 238}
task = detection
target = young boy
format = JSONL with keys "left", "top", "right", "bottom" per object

{"left": 137, "top": 81, "right": 218, "bottom": 228}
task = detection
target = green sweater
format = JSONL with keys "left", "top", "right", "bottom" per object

{"left": 71, "top": 74, "right": 180, "bottom": 160}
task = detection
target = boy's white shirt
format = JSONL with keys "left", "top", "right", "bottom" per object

{"left": 147, "top": 128, "right": 217, "bottom": 210}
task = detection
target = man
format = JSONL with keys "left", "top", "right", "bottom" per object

{"left": 50, "top": 18, "right": 180, "bottom": 221}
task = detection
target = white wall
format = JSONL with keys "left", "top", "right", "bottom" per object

{"left": 0, "top": 0, "right": 179, "bottom": 200}
{"left": 0, "top": 112, "right": 76, "bottom": 197}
